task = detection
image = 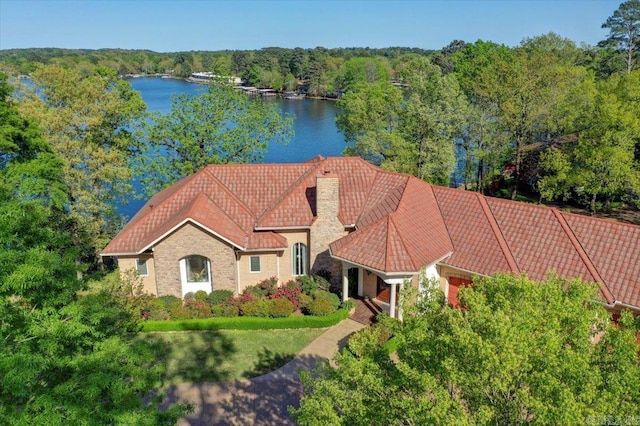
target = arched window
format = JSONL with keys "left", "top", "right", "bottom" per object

{"left": 292, "top": 243, "right": 307, "bottom": 276}
{"left": 179, "top": 255, "right": 211, "bottom": 297}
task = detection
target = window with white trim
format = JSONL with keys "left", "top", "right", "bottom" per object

{"left": 292, "top": 243, "right": 307, "bottom": 276}
{"left": 135, "top": 258, "right": 148, "bottom": 276}
{"left": 250, "top": 256, "right": 261, "bottom": 273}
{"left": 179, "top": 255, "right": 212, "bottom": 298}
{"left": 184, "top": 255, "right": 210, "bottom": 283}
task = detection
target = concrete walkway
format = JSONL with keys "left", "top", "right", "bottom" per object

{"left": 160, "top": 318, "right": 366, "bottom": 425}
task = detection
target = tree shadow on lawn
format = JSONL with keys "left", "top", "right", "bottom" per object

{"left": 136, "top": 330, "right": 237, "bottom": 385}
{"left": 160, "top": 353, "right": 327, "bottom": 426}
{"left": 241, "top": 347, "right": 295, "bottom": 379}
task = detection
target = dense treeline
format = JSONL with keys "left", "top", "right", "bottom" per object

{"left": 0, "top": 46, "right": 431, "bottom": 94}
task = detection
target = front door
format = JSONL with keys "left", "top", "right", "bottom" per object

{"left": 376, "top": 276, "right": 398, "bottom": 304}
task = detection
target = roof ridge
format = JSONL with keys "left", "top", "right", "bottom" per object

{"left": 255, "top": 160, "right": 323, "bottom": 225}
{"left": 388, "top": 214, "right": 418, "bottom": 271}
{"left": 551, "top": 209, "right": 615, "bottom": 304}
{"left": 476, "top": 192, "right": 520, "bottom": 273}
{"left": 203, "top": 168, "right": 257, "bottom": 231}
{"left": 355, "top": 170, "right": 409, "bottom": 225}
{"left": 190, "top": 191, "right": 249, "bottom": 239}
{"left": 429, "top": 185, "right": 456, "bottom": 262}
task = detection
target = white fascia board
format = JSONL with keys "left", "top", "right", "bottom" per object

{"left": 329, "top": 253, "right": 418, "bottom": 278}
{"left": 239, "top": 247, "right": 286, "bottom": 253}
{"left": 437, "top": 262, "right": 489, "bottom": 278}
{"left": 139, "top": 218, "right": 245, "bottom": 253}
{"left": 100, "top": 252, "right": 139, "bottom": 257}
{"left": 254, "top": 226, "right": 311, "bottom": 231}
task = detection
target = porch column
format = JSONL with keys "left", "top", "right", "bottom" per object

{"left": 389, "top": 282, "right": 398, "bottom": 318}
{"left": 357, "top": 267, "right": 363, "bottom": 297}
{"left": 342, "top": 263, "right": 349, "bottom": 302}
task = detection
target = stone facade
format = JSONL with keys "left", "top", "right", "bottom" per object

{"left": 310, "top": 174, "right": 347, "bottom": 286}
{"left": 153, "top": 223, "right": 236, "bottom": 297}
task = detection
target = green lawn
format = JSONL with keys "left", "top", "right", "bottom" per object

{"left": 131, "top": 328, "right": 326, "bottom": 385}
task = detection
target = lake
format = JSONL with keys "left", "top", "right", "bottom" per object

{"left": 121, "top": 77, "right": 347, "bottom": 217}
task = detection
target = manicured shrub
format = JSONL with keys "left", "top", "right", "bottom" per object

{"left": 244, "top": 277, "right": 278, "bottom": 298}
{"left": 267, "top": 298, "right": 295, "bottom": 318}
{"left": 270, "top": 284, "right": 302, "bottom": 308}
{"left": 194, "top": 290, "right": 208, "bottom": 302}
{"left": 211, "top": 303, "right": 239, "bottom": 317}
{"left": 141, "top": 308, "right": 350, "bottom": 332}
{"left": 312, "top": 274, "right": 331, "bottom": 291}
{"left": 183, "top": 292, "right": 195, "bottom": 302}
{"left": 298, "top": 293, "right": 313, "bottom": 311}
{"left": 312, "top": 289, "right": 340, "bottom": 309}
{"left": 307, "top": 298, "right": 337, "bottom": 316}
{"left": 219, "top": 292, "right": 256, "bottom": 316}
{"left": 145, "top": 298, "right": 171, "bottom": 321}
{"left": 296, "top": 275, "right": 318, "bottom": 293}
{"left": 169, "top": 303, "right": 192, "bottom": 320}
{"left": 185, "top": 299, "right": 212, "bottom": 318}
{"left": 157, "top": 295, "right": 182, "bottom": 309}
{"left": 206, "top": 289, "right": 234, "bottom": 307}
{"left": 240, "top": 299, "right": 271, "bottom": 317}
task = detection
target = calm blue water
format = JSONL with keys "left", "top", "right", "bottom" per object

{"left": 121, "top": 77, "right": 346, "bottom": 218}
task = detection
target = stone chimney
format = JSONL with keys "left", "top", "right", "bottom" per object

{"left": 310, "top": 170, "right": 344, "bottom": 286}
{"left": 316, "top": 171, "right": 339, "bottom": 218}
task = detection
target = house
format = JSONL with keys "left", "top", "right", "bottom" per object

{"left": 102, "top": 156, "right": 640, "bottom": 319}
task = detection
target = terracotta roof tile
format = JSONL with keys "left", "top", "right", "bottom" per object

{"left": 486, "top": 198, "right": 595, "bottom": 284}
{"left": 103, "top": 156, "right": 640, "bottom": 311}
{"left": 433, "top": 187, "right": 516, "bottom": 275}
{"left": 246, "top": 232, "right": 288, "bottom": 250}
{"left": 563, "top": 213, "right": 640, "bottom": 307}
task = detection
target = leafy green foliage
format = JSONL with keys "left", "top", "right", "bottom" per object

{"left": 0, "top": 73, "right": 185, "bottom": 424}
{"left": 292, "top": 274, "right": 640, "bottom": 425}
{"left": 539, "top": 70, "right": 640, "bottom": 212}
{"left": 138, "top": 81, "right": 294, "bottom": 194}
{"left": 16, "top": 64, "right": 147, "bottom": 255}
{"left": 339, "top": 57, "right": 467, "bottom": 185}
{"left": 307, "top": 299, "right": 337, "bottom": 316}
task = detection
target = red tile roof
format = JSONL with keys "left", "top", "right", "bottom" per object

{"left": 102, "top": 157, "right": 640, "bottom": 309}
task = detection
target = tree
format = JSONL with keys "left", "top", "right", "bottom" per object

{"left": 339, "top": 58, "right": 467, "bottom": 186}
{"left": 538, "top": 71, "right": 640, "bottom": 213}
{"left": 397, "top": 57, "right": 469, "bottom": 185}
{"left": 600, "top": 0, "right": 640, "bottom": 72}
{"left": 0, "top": 73, "right": 185, "bottom": 424}
{"left": 139, "top": 81, "right": 294, "bottom": 194}
{"left": 291, "top": 274, "right": 640, "bottom": 425}
{"left": 333, "top": 57, "right": 390, "bottom": 93}
{"left": 16, "top": 64, "right": 147, "bottom": 258}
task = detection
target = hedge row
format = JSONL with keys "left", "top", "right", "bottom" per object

{"left": 141, "top": 307, "right": 350, "bottom": 332}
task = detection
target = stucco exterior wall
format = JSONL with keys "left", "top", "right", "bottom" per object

{"left": 118, "top": 255, "right": 158, "bottom": 295}
{"left": 237, "top": 252, "right": 280, "bottom": 292}
{"left": 277, "top": 230, "right": 309, "bottom": 283}
{"left": 153, "top": 223, "right": 236, "bottom": 297}
{"left": 362, "top": 271, "right": 378, "bottom": 299}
